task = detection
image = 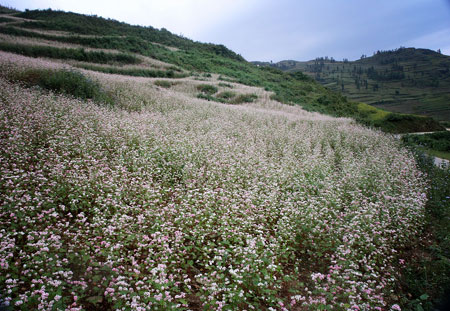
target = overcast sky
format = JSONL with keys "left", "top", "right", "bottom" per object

{"left": 4, "top": 0, "right": 450, "bottom": 62}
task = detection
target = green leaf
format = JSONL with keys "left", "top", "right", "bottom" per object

{"left": 179, "top": 298, "right": 188, "bottom": 305}
{"left": 419, "top": 294, "right": 429, "bottom": 300}
{"left": 86, "top": 296, "right": 103, "bottom": 304}
{"left": 416, "top": 304, "right": 424, "bottom": 311}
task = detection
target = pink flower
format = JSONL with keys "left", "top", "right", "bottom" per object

{"left": 391, "top": 304, "right": 401, "bottom": 311}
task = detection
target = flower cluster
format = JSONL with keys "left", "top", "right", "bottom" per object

{"left": 0, "top": 53, "right": 426, "bottom": 310}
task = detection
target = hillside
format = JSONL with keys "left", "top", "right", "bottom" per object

{"left": 0, "top": 6, "right": 449, "bottom": 311}
{"left": 259, "top": 48, "right": 450, "bottom": 122}
{"left": 0, "top": 8, "right": 444, "bottom": 133}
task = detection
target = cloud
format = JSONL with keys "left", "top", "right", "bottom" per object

{"left": 404, "top": 28, "right": 450, "bottom": 55}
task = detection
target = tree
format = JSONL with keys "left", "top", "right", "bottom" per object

{"left": 438, "top": 49, "right": 442, "bottom": 54}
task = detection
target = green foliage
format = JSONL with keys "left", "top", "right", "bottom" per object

{"left": 373, "top": 113, "right": 444, "bottom": 133}
{"left": 16, "top": 9, "right": 244, "bottom": 61}
{"left": 397, "top": 147, "right": 450, "bottom": 311}
{"left": 0, "top": 16, "right": 15, "bottom": 23}
{"left": 154, "top": 80, "right": 178, "bottom": 88}
{"left": 196, "top": 84, "right": 218, "bottom": 95}
{"left": 402, "top": 132, "right": 450, "bottom": 152}
{"left": 7, "top": 67, "right": 113, "bottom": 103}
{"left": 231, "top": 93, "right": 258, "bottom": 104}
{"left": 74, "top": 64, "right": 186, "bottom": 78}
{"left": 0, "top": 42, "right": 140, "bottom": 64}
{"left": 218, "top": 82, "right": 233, "bottom": 88}
{"left": 196, "top": 93, "right": 224, "bottom": 103}
{"left": 269, "top": 48, "right": 450, "bottom": 122}
{"left": 216, "top": 91, "right": 236, "bottom": 99}
{"left": 0, "top": 4, "right": 18, "bottom": 13}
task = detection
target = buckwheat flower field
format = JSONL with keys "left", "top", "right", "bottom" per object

{"left": 0, "top": 52, "right": 427, "bottom": 310}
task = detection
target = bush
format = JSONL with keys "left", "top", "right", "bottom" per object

{"left": 154, "top": 80, "right": 177, "bottom": 88}
{"left": 216, "top": 91, "right": 236, "bottom": 100}
{"left": 196, "top": 93, "right": 224, "bottom": 103}
{"left": 0, "top": 42, "right": 141, "bottom": 65}
{"left": 230, "top": 93, "right": 258, "bottom": 104}
{"left": 0, "top": 16, "right": 15, "bottom": 23}
{"left": 218, "top": 82, "right": 233, "bottom": 88}
{"left": 9, "top": 68, "right": 113, "bottom": 103}
{"left": 196, "top": 84, "right": 218, "bottom": 95}
{"left": 402, "top": 132, "right": 450, "bottom": 152}
{"left": 74, "top": 64, "right": 186, "bottom": 78}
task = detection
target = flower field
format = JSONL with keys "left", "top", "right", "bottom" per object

{"left": 0, "top": 51, "right": 427, "bottom": 310}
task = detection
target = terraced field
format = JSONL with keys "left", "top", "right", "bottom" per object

{"left": 264, "top": 48, "right": 450, "bottom": 122}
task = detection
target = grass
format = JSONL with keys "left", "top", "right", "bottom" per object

{"left": 218, "top": 82, "right": 233, "bottom": 88}
{"left": 426, "top": 149, "right": 450, "bottom": 161}
{"left": 196, "top": 84, "right": 218, "bottom": 95}
{"left": 396, "top": 147, "right": 450, "bottom": 311}
{"left": 357, "top": 102, "right": 390, "bottom": 121}
{"left": 0, "top": 16, "right": 16, "bottom": 23}
{"left": 402, "top": 131, "right": 450, "bottom": 159}
{"left": 230, "top": 93, "right": 258, "bottom": 104}
{"left": 216, "top": 91, "right": 236, "bottom": 100}
{"left": 0, "top": 42, "right": 140, "bottom": 64}
{"left": 74, "top": 63, "right": 187, "bottom": 78}
{"left": 154, "top": 80, "right": 179, "bottom": 88}
{"left": 1, "top": 66, "right": 113, "bottom": 104}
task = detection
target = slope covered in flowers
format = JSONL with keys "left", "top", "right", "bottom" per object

{"left": 0, "top": 52, "right": 427, "bottom": 310}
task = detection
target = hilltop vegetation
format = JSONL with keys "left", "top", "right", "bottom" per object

{"left": 0, "top": 8, "right": 444, "bottom": 133}
{"left": 261, "top": 48, "right": 450, "bottom": 122}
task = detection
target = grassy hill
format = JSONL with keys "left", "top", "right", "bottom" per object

{"left": 0, "top": 8, "right": 444, "bottom": 133}
{"left": 259, "top": 48, "right": 450, "bottom": 123}
{"left": 0, "top": 6, "right": 449, "bottom": 311}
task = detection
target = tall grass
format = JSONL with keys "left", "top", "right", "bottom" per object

{"left": 396, "top": 147, "right": 450, "bottom": 310}
{"left": 0, "top": 42, "right": 140, "bottom": 64}
{"left": 74, "top": 63, "right": 187, "bottom": 78}
{"left": 0, "top": 73, "right": 427, "bottom": 310}
{"left": 2, "top": 65, "right": 113, "bottom": 104}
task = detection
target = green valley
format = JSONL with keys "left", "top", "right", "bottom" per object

{"left": 257, "top": 48, "right": 450, "bottom": 122}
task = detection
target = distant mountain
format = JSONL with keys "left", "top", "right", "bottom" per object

{"left": 255, "top": 48, "right": 450, "bottom": 122}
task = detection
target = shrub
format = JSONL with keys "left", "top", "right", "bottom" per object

{"left": 216, "top": 91, "right": 236, "bottom": 100}
{"left": 74, "top": 64, "right": 187, "bottom": 78}
{"left": 218, "top": 82, "right": 233, "bottom": 88}
{"left": 230, "top": 93, "right": 258, "bottom": 104}
{"left": 0, "top": 16, "right": 15, "bottom": 23}
{"left": 196, "top": 84, "right": 218, "bottom": 95}
{"left": 154, "top": 80, "right": 177, "bottom": 88}
{"left": 196, "top": 93, "right": 224, "bottom": 103}
{"left": 0, "top": 42, "right": 140, "bottom": 65}
{"left": 9, "top": 68, "right": 113, "bottom": 103}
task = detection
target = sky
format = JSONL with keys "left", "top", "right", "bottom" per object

{"left": 4, "top": 0, "right": 450, "bottom": 62}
